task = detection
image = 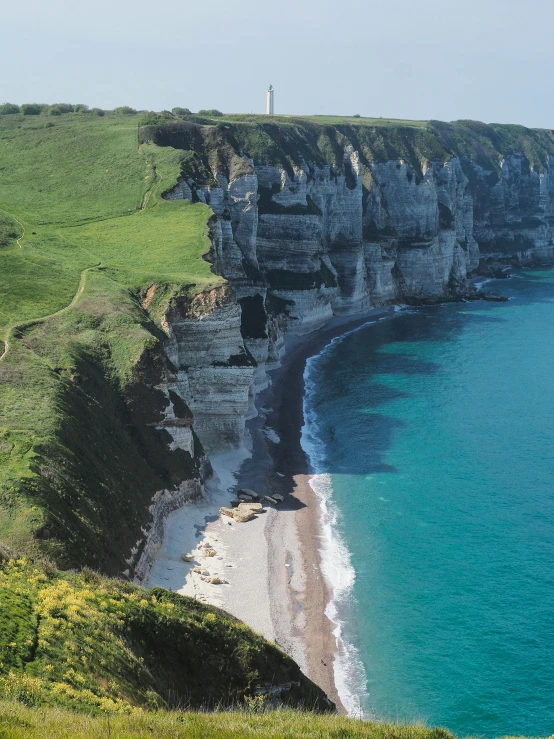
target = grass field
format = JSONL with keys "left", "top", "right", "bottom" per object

{"left": 0, "top": 113, "right": 218, "bottom": 337}
{"left": 0, "top": 702, "right": 463, "bottom": 739}
{"left": 212, "top": 113, "right": 430, "bottom": 128}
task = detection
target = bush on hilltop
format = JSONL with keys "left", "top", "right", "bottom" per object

{"left": 0, "top": 213, "right": 20, "bottom": 246}
{"left": 48, "top": 103, "right": 74, "bottom": 116}
{"left": 0, "top": 103, "right": 19, "bottom": 115}
{"left": 172, "top": 106, "right": 192, "bottom": 116}
{"left": 114, "top": 106, "right": 137, "bottom": 115}
{"left": 198, "top": 108, "right": 223, "bottom": 116}
{"left": 19, "top": 103, "right": 45, "bottom": 116}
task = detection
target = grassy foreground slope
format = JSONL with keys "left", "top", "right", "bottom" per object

{"left": 0, "top": 112, "right": 221, "bottom": 570}
{"left": 0, "top": 558, "right": 328, "bottom": 713}
{"left": 0, "top": 703, "right": 460, "bottom": 739}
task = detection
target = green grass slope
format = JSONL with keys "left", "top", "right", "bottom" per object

{"left": 0, "top": 703, "right": 464, "bottom": 739}
{"left": 0, "top": 558, "right": 328, "bottom": 714}
{"left": 0, "top": 112, "right": 221, "bottom": 570}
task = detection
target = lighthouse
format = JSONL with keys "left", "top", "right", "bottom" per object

{"left": 266, "top": 84, "right": 274, "bottom": 115}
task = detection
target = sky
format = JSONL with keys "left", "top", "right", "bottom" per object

{"left": 2, "top": 0, "right": 554, "bottom": 128}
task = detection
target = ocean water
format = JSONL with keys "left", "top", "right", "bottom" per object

{"left": 301, "top": 270, "right": 554, "bottom": 737}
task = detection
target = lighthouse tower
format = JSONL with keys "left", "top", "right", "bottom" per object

{"left": 266, "top": 84, "right": 274, "bottom": 115}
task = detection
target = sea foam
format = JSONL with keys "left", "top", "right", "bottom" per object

{"left": 300, "top": 316, "right": 390, "bottom": 717}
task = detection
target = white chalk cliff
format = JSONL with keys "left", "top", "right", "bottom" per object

{"left": 133, "top": 119, "right": 554, "bottom": 577}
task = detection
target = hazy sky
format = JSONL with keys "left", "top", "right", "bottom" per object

{"left": 3, "top": 0, "right": 553, "bottom": 128}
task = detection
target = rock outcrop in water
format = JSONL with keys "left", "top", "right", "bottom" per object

{"left": 134, "top": 117, "right": 554, "bottom": 577}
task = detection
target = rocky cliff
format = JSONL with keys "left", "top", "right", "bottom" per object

{"left": 135, "top": 117, "right": 554, "bottom": 575}
{"left": 139, "top": 119, "right": 554, "bottom": 444}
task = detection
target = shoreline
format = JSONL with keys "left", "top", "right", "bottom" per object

{"left": 264, "top": 307, "right": 394, "bottom": 709}
{"left": 146, "top": 306, "right": 394, "bottom": 712}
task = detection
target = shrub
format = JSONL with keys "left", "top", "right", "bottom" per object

{"left": 20, "top": 103, "right": 43, "bottom": 116}
{"left": 114, "top": 106, "right": 136, "bottom": 115}
{"left": 74, "top": 104, "right": 89, "bottom": 113}
{"left": 0, "top": 213, "right": 20, "bottom": 246}
{"left": 198, "top": 109, "right": 223, "bottom": 116}
{"left": 90, "top": 108, "right": 105, "bottom": 116}
{"left": 353, "top": 113, "right": 361, "bottom": 118}
{"left": 0, "top": 673, "right": 45, "bottom": 707}
{"left": 48, "top": 103, "right": 73, "bottom": 115}
{"left": 172, "top": 107, "right": 192, "bottom": 116}
{"left": 0, "top": 103, "right": 19, "bottom": 115}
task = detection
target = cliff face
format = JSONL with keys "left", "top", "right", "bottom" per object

{"left": 465, "top": 152, "right": 554, "bottom": 261}
{"left": 134, "top": 118, "right": 554, "bottom": 574}
{"left": 167, "top": 149, "right": 480, "bottom": 335}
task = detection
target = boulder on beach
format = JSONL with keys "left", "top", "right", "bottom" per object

{"left": 204, "top": 548, "right": 217, "bottom": 557}
{"left": 262, "top": 495, "right": 278, "bottom": 505}
{"left": 237, "top": 502, "right": 263, "bottom": 513}
{"left": 272, "top": 494, "right": 284, "bottom": 503}
{"left": 238, "top": 488, "right": 260, "bottom": 501}
{"left": 219, "top": 507, "right": 235, "bottom": 518}
{"left": 181, "top": 553, "right": 193, "bottom": 562}
{"left": 230, "top": 499, "right": 241, "bottom": 508}
{"left": 233, "top": 510, "right": 255, "bottom": 523}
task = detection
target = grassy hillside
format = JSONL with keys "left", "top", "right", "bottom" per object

{"left": 0, "top": 703, "right": 462, "bottom": 739}
{"left": 0, "top": 112, "right": 221, "bottom": 570}
{"left": 0, "top": 558, "right": 328, "bottom": 714}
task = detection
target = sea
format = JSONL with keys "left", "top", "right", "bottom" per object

{"left": 301, "top": 269, "right": 554, "bottom": 737}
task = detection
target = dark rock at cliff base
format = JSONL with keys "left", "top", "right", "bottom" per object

{"left": 238, "top": 488, "right": 259, "bottom": 501}
{"left": 482, "top": 292, "right": 509, "bottom": 302}
{"left": 473, "top": 259, "right": 511, "bottom": 279}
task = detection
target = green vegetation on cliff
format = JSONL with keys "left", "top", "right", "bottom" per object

{"left": 0, "top": 702, "right": 460, "bottom": 739}
{"left": 142, "top": 111, "right": 554, "bottom": 181}
{"left": 0, "top": 112, "right": 221, "bottom": 571}
{"left": 0, "top": 558, "right": 328, "bottom": 713}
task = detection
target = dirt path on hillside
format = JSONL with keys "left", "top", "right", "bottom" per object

{"left": 14, "top": 217, "right": 25, "bottom": 249}
{"left": 0, "top": 263, "right": 100, "bottom": 363}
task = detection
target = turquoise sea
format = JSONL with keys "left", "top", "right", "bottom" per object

{"left": 301, "top": 269, "right": 554, "bottom": 737}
